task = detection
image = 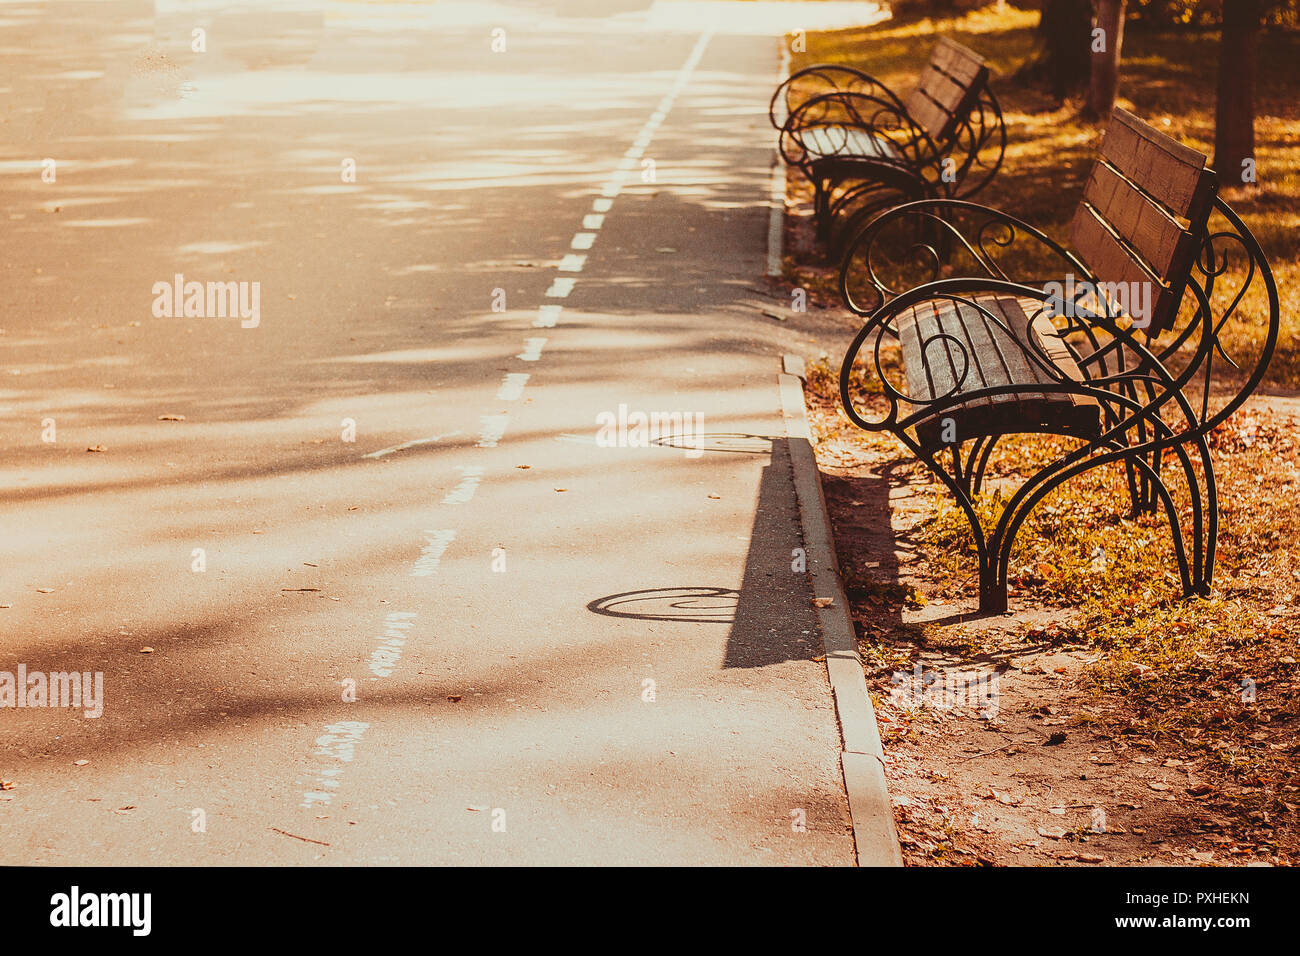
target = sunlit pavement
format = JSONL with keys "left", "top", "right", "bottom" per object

{"left": 1, "top": 0, "right": 883, "bottom": 864}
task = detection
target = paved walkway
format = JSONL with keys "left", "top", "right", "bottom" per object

{"left": 0, "top": 0, "right": 884, "bottom": 865}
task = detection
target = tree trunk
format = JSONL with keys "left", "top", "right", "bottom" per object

{"left": 1085, "top": 0, "right": 1127, "bottom": 121}
{"left": 1039, "top": 0, "right": 1093, "bottom": 100}
{"left": 1215, "top": 0, "right": 1262, "bottom": 187}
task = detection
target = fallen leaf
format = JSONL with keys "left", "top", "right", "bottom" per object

{"left": 139, "top": 646, "right": 154, "bottom": 654}
{"left": 157, "top": 414, "right": 185, "bottom": 421}
{"left": 36, "top": 588, "right": 54, "bottom": 593}
{"left": 446, "top": 695, "right": 463, "bottom": 702}
{"left": 0, "top": 780, "right": 15, "bottom": 790}
{"left": 86, "top": 444, "right": 106, "bottom": 452}
{"left": 812, "top": 597, "right": 834, "bottom": 608}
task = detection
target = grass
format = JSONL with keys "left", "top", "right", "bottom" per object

{"left": 792, "top": 5, "right": 1300, "bottom": 391}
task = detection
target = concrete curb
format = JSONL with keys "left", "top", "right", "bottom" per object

{"left": 779, "top": 355, "right": 903, "bottom": 867}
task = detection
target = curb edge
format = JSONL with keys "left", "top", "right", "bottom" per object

{"left": 778, "top": 359, "right": 903, "bottom": 868}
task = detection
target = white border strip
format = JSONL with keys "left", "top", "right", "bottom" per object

{"left": 765, "top": 39, "right": 791, "bottom": 277}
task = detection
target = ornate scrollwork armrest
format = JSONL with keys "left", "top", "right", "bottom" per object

{"left": 838, "top": 199, "right": 1094, "bottom": 318}
{"left": 778, "top": 90, "right": 929, "bottom": 169}
{"left": 769, "top": 64, "right": 909, "bottom": 129}
{"left": 839, "top": 279, "right": 1119, "bottom": 434}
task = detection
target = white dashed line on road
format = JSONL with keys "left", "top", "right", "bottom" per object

{"left": 534, "top": 305, "right": 562, "bottom": 328}
{"left": 496, "top": 371, "right": 531, "bottom": 400}
{"left": 442, "top": 466, "right": 485, "bottom": 505}
{"left": 411, "top": 529, "right": 456, "bottom": 577}
{"left": 516, "top": 338, "right": 546, "bottom": 362}
{"left": 362, "top": 431, "right": 461, "bottom": 460}
{"left": 477, "top": 414, "right": 509, "bottom": 447}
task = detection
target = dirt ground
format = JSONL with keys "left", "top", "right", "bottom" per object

{"left": 813, "top": 422, "right": 1291, "bottom": 867}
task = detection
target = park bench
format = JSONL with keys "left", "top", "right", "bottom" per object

{"left": 836, "top": 108, "right": 1279, "bottom": 614}
{"left": 770, "top": 37, "right": 1006, "bottom": 252}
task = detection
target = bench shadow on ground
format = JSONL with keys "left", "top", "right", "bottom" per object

{"left": 587, "top": 435, "right": 828, "bottom": 669}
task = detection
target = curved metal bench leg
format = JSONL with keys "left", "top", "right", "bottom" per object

{"left": 908, "top": 441, "right": 1008, "bottom": 615}
{"left": 1189, "top": 433, "right": 1218, "bottom": 596}
{"left": 813, "top": 176, "right": 834, "bottom": 243}
{"left": 979, "top": 560, "right": 1009, "bottom": 615}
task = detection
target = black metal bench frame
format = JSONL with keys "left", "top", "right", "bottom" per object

{"left": 836, "top": 108, "right": 1280, "bottom": 614}
{"left": 770, "top": 37, "right": 1007, "bottom": 253}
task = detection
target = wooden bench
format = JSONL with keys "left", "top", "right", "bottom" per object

{"left": 770, "top": 37, "right": 1006, "bottom": 251}
{"left": 836, "top": 108, "right": 1280, "bottom": 614}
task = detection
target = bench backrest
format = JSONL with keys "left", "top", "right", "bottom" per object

{"left": 902, "top": 37, "right": 989, "bottom": 145}
{"left": 1068, "top": 108, "right": 1218, "bottom": 335}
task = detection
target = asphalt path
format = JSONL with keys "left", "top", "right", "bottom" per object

{"left": 1, "top": 0, "right": 881, "bottom": 865}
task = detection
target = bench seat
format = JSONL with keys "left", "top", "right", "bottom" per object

{"left": 799, "top": 126, "right": 903, "bottom": 163}
{"left": 895, "top": 294, "right": 1101, "bottom": 452}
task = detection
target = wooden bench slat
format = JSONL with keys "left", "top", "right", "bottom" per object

{"left": 913, "top": 64, "right": 968, "bottom": 113}
{"left": 1068, "top": 204, "right": 1171, "bottom": 323}
{"left": 903, "top": 39, "right": 988, "bottom": 142}
{"left": 1083, "top": 160, "right": 1188, "bottom": 277}
{"left": 1101, "top": 108, "right": 1213, "bottom": 221}
{"left": 902, "top": 88, "right": 953, "bottom": 141}
{"left": 896, "top": 295, "right": 1101, "bottom": 450}
{"left": 932, "top": 36, "right": 986, "bottom": 86}
{"left": 914, "top": 298, "right": 963, "bottom": 403}
{"left": 802, "top": 126, "right": 903, "bottom": 161}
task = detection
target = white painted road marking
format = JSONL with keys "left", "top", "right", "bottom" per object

{"left": 496, "top": 371, "right": 530, "bottom": 400}
{"left": 477, "top": 413, "right": 509, "bottom": 447}
{"left": 516, "top": 338, "right": 546, "bottom": 362}
{"left": 442, "top": 466, "right": 485, "bottom": 505}
{"left": 411, "top": 529, "right": 456, "bottom": 577}
{"left": 534, "top": 305, "right": 563, "bottom": 328}
{"left": 362, "top": 430, "right": 461, "bottom": 460}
